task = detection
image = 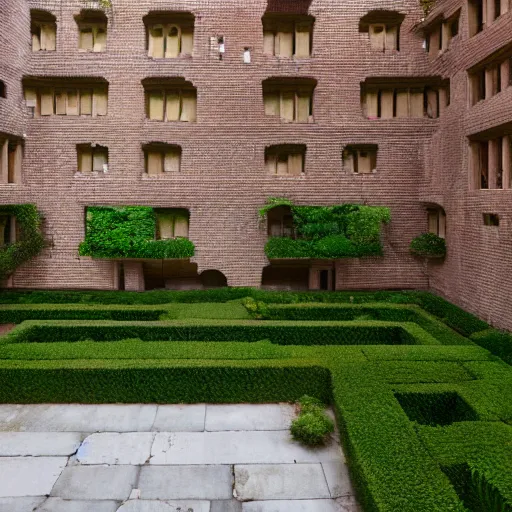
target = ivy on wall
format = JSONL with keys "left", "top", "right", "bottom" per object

{"left": 410, "top": 233, "right": 446, "bottom": 258}
{"left": 79, "top": 206, "right": 195, "bottom": 259}
{"left": 261, "top": 198, "right": 391, "bottom": 259}
{"left": 0, "top": 205, "right": 45, "bottom": 281}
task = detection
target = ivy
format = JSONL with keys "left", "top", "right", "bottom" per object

{"left": 410, "top": 233, "right": 446, "bottom": 259}
{"left": 0, "top": 205, "right": 45, "bottom": 281}
{"left": 261, "top": 198, "right": 390, "bottom": 259}
{"left": 79, "top": 206, "right": 195, "bottom": 259}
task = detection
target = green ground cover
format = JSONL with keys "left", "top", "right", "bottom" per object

{"left": 0, "top": 289, "right": 510, "bottom": 511}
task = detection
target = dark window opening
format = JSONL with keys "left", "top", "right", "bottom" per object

{"left": 0, "top": 81, "right": 5, "bottom": 98}
{"left": 483, "top": 213, "right": 500, "bottom": 226}
{"left": 319, "top": 270, "right": 329, "bottom": 291}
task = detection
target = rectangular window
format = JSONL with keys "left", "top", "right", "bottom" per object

{"left": 156, "top": 210, "right": 189, "bottom": 239}
{"left": 146, "top": 89, "right": 197, "bottom": 122}
{"left": 31, "top": 22, "right": 56, "bottom": 52}
{"left": 265, "top": 146, "right": 305, "bottom": 176}
{"left": 264, "top": 89, "right": 313, "bottom": 123}
{"left": 79, "top": 25, "right": 107, "bottom": 52}
{"left": 148, "top": 23, "right": 194, "bottom": 58}
{"left": 469, "top": 50, "right": 512, "bottom": 105}
{"left": 77, "top": 145, "right": 108, "bottom": 173}
{"left": 427, "top": 209, "right": 446, "bottom": 237}
{"left": 483, "top": 213, "right": 500, "bottom": 226}
{"left": 343, "top": 146, "right": 377, "bottom": 174}
{"left": 145, "top": 147, "right": 181, "bottom": 175}
{"left": 470, "top": 135, "right": 512, "bottom": 190}
{"left": 0, "top": 139, "right": 22, "bottom": 184}
{"left": 468, "top": 0, "right": 484, "bottom": 36}
{"left": 263, "top": 16, "right": 313, "bottom": 58}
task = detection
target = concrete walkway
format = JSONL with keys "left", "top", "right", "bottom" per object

{"left": 0, "top": 403, "right": 360, "bottom": 512}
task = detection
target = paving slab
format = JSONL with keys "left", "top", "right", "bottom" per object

{"left": 211, "top": 500, "right": 243, "bottom": 512}
{"left": 322, "top": 462, "right": 355, "bottom": 498}
{"left": 205, "top": 404, "right": 295, "bottom": 431}
{"left": 150, "top": 431, "right": 341, "bottom": 465}
{"left": 242, "top": 500, "right": 346, "bottom": 512}
{"left": 0, "top": 404, "right": 157, "bottom": 432}
{"left": 0, "top": 457, "right": 67, "bottom": 497}
{"left": 234, "top": 464, "right": 331, "bottom": 501}
{"left": 0, "top": 432, "right": 81, "bottom": 456}
{"left": 152, "top": 405, "right": 206, "bottom": 432}
{"left": 139, "top": 465, "right": 233, "bottom": 500}
{"left": 0, "top": 497, "right": 45, "bottom": 512}
{"left": 77, "top": 433, "right": 154, "bottom": 465}
{"left": 117, "top": 500, "right": 211, "bottom": 511}
{"left": 36, "top": 498, "right": 120, "bottom": 512}
{"left": 51, "top": 466, "right": 138, "bottom": 500}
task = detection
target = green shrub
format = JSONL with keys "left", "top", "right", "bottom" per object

{"left": 298, "top": 394, "right": 325, "bottom": 412}
{"left": 291, "top": 410, "right": 334, "bottom": 446}
{"left": 241, "top": 297, "right": 269, "bottom": 319}
{"left": 471, "top": 329, "right": 512, "bottom": 365}
{"left": 410, "top": 233, "right": 446, "bottom": 258}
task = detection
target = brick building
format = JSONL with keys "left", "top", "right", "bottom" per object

{"left": 0, "top": 0, "right": 511, "bottom": 330}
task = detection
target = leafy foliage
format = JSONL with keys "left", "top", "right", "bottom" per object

{"left": 410, "top": 233, "right": 446, "bottom": 258}
{"left": 78, "top": 206, "right": 194, "bottom": 259}
{"left": 0, "top": 205, "right": 45, "bottom": 281}
{"left": 291, "top": 410, "right": 334, "bottom": 446}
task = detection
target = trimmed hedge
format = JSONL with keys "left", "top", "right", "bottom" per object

{"left": 470, "top": 329, "right": 512, "bottom": 365}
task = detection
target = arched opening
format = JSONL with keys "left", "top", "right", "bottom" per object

{"left": 200, "top": 269, "right": 228, "bottom": 288}
{"left": 261, "top": 263, "right": 309, "bottom": 290}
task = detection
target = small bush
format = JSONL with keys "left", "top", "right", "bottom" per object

{"left": 410, "top": 233, "right": 446, "bottom": 258}
{"left": 291, "top": 395, "right": 334, "bottom": 446}
{"left": 241, "top": 297, "right": 269, "bottom": 319}
{"left": 298, "top": 394, "right": 325, "bottom": 412}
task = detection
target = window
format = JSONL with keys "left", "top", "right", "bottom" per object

{"left": 267, "top": 206, "right": 295, "bottom": 237}
{"left": 426, "top": 25, "right": 442, "bottom": 57}
{"left": 443, "top": 11, "right": 460, "bottom": 49}
{"left": 427, "top": 209, "right": 446, "bottom": 238}
{"left": 77, "top": 145, "right": 108, "bottom": 174}
{"left": 0, "top": 81, "right": 5, "bottom": 98}
{"left": 263, "top": 78, "right": 316, "bottom": 123}
{"left": 470, "top": 134, "right": 511, "bottom": 190}
{"left": 145, "top": 12, "right": 194, "bottom": 58}
{"left": 468, "top": 0, "right": 509, "bottom": 36}
{"left": 155, "top": 209, "right": 189, "bottom": 239}
{"left": 0, "top": 138, "right": 22, "bottom": 184}
{"left": 483, "top": 213, "right": 500, "bottom": 226}
{"left": 265, "top": 145, "right": 306, "bottom": 176}
{"left": 343, "top": 145, "right": 377, "bottom": 173}
{"left": 359, "top": 11, "right": 404, "bottom": 51}
{"left": 78, "top": 24, "right": 107, "bottom": 52}
{"left": 469, "top": 49, "right": 512, "bottom": 105}
{"left": 144, "top": 144, "right": 181, "bottom": 175}
{"left": 0, "top": 216, "right": 15, "bottom": 246}
{"left": 24, "top": 83, "right": 108, "bottom": 117}
{"left": 31, "top": 10, "right": 56, "bottom": 52}
{"left": 262, "top": 14, "right": 314, "bottom": 58}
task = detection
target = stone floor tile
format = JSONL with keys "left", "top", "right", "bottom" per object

{"left": 321, "top": 462, "right": 354, "bottom": 498}
{"left": 335, "top": 496, "right": 362, "bottom": 512}
{"left": 205, "top": 404, "right": 295, "bottom": 431}
{"left": 0, "top": 432, "right": 81, "bottom": 456}
{"left": 242, "top": 500, "right": 342, "bottom": 511}
{"left": 0, "top": 405, "right": 157, "bottom": 432}
{"left": 210, "top": 499, "right": 243, "bottom": 512}
{"left": 77, "top": 433, "right": 154, "bottom": 465}
{"left": 152, "top": 405, "right": 206, "bottom": 432}
{"left": 36, "top": 498, "right": 120, "bottom": 512}
{"left": 117, "top": 500, "right": 211, "bottom": 511}
{"left": 150, "top": 431, "right": 341, "bottom": 465}
{"left": 0, "top": 497, "right": 45, "bottom": 512}
{"left": 51, "top": 466, "right": 138, "bottom": 500}
{"left": 138, "top": 465, "right": 232, "bottom": 500}
{"left": 234, "top": 464, "right": 330, "bottom": 501}
{"left": 0, "top": 457, "right": 67, "bottom": 497}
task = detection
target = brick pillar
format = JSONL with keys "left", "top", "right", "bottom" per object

{"left": 123, "top": 261, "right": 145, "bottom": 291}
{"left": 488, "top": 139, "right": 498, "bottom": 189}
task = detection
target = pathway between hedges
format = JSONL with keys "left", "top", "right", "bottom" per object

{"left": 0, "top": 403, "right": 360, "bottom": 512}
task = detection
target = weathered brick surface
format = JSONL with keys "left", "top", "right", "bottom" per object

{"left": 0, "top": 0, "right": 510, "bottom": 330}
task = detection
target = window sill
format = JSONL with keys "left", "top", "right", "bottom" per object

{"left": 74, "top": 171, "right": 108, "bottom": 177}
{"left": 142, "top": 173, "right": 181, "bottom": 179}
{"left": 269, "top": 174, "right": 306, "bottom": 179}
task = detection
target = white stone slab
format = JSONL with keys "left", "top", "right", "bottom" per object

{"left": 139, "top": 465, "right": 232, "bottom": 500}
{"left": 0, "top": 404, "right": 157, "bottom": 432}
{"left": 150, "top": 431, "right": 341, "bottom": 465}
{"left": 77, "top": 433, "right": 154, "bottom": 465}
{"left": 0, "top": 457, "right": 67, "bottom": 497}
{"left": 242, "top": 500, "right": 342, "bottom": 512}
{"left": 36, "top": 498, "right": 120, "bottom": 512}
{"left": 117, "top": 500, "right": 211, "bottom": 512}
{"left": 322, "top": 462, "right": 354, "bottom": 498}
{"left": 51, "top": 466, "right": 138, "bottom": 500}
{"left": 211, "top": 500, "right": 242, "bottom": 512}
{"left": 0, "top": 497, "right": 45, "bottom": 512}
{"left": 205, "top": 404, "right": 295, "bottom": 431}
{"left": 0, "top": 432, "right": 81, "bottom": 456}
{"left": 152, "top": 404, "right": 206, "bottom": 432}
{"left": 234, "top": 464, "right": 330, "bottom": 501}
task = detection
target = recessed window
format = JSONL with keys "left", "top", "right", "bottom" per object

{"left": 75, "top": 10, "right": 107, "bottom": 52}
{"left": 31, "top": 10, "right": 56, "bottom": 52}
{"left": 343, "top": 145, "right": 377, "bottom": 174}
{"left": 483, "top": 213, "right": 500, "bottom": 226}
{"left": 0, "top": 81, "right": 5, "bottom": 98}
{"left": 263, "top": 78, "right": 316, "bottom": 123}
{"left": 0, "top": 216, "right": 15, "bottom": 246}
{"left": 0, "top": 138, "right": 23, "bottom": 184}
{"left": 428, "top": 208, "right": 446, "bottom": 238}
{"left": 265, "top": 145, "right": 306, "bottom": 176}
{"left": 77, "top": 144, "right": 108, "bottom": 174}
{"left": 143, "top": 144, "right": 181, "bottom": 175}
{"left": 267, "top": 206, "right": 295, "bottom": 237}
{"left": 155, "top": 209, "right": 189, "bottom": 239}
{"left": 144, "top": 12, "right": 194, "bottom": 58}
{"left": 470, "top": 133, "right": 511, "bottom": 190}
{"left": 262, "top": 14, "right": 314, "bottom": 58}
{"left": 359, "top": 11, "right": 404, "bottom": 51}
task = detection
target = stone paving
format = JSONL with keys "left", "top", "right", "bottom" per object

{"left": 0, "top": 403, "right": 360, "bottom": 512}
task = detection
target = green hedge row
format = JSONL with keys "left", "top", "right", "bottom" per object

{"left": 5, "top": 320, "right": 424, "bottom": 346}
{"left": 470, "top": 329, "right": 512, "bottom": 365}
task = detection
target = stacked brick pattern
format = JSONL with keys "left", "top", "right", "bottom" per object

{"left": 0, "top": 0, "right": 510, "bottom": 329}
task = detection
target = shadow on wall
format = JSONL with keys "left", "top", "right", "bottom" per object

{"left": 266, "top": 0, "right": 313, "bottom": 14}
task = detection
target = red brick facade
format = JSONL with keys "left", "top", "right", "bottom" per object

{"left": 0, "top": 0, "right": 510, "bottom": 329}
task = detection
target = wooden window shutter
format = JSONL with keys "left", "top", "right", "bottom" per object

{"left": 426, "top": 89, "right": 439, "bottom": 118}
{"left": 181, "top": 29, "right": 194, "bottom": 55}
{"left": 174, "top": 215, "right": 189, "bottom": 237}
{"left": 366, "top": 91, "right": 378, "bottom": 118}
{"left": 166, "top": 92, "right": 181, "bottom": 121}
{"left": 165, "top": 26, "right": 181, "bottom": 58}
{"left": 428, "top": 211, "right": 438, "bottom": 233}
{"left": 24, "top": 88, "right": 37, "bottom": 108}
{"left": 1, "top": 140, "right": 7, "bottom": 184}
{"left": 277, "top": 155, "right": 289, "bottom": 175}
{"left": 385, "top": 26, "right": 397, "bottom": 50}
{"left": 277, "top": 31, "right": 293, "bottom": 57}
{"left": 80, "top": 90, "right": 93, "bottom": 115}
{"left": 264, "top": 93, "right": 280, "bottom": 116}
{"left": 297, "top": 94, "right": 311, "bottom": 122}
{"left": 288, "top": 153, "right": 303, "bottom": 175}
{"left": 94, "top": 28, "right": 107, "bottom": 52}
{"left": 79, "top": 28, "right": 94, "bottom": 51}
{"left": 32, "top": 30, "right": 41, "bottom": 52}
{"left": 148, "top": 91, "right": 164, "bottom": 120}
{"left": 281, "top": 92, "right": 295, "bottom": 121}
{"left": 158, "top": 215, "right": 174, "bottom": 238}
{"left": 343, "top": 150, "right": 355, "bottom": 172}
{"left": 369, "top": 25, "right": 385, "bottom": 51}
{"left": 55, "top": 91, "right": 67, "bottom": 115}
{"left": 395, "top": 90, "right": 409, "bottom": 117}
{"left": 67, "top": 90, "right": 79, "bottom": 115}
{"left": 263, "top": 32, "right": 275, "bottom": 55}
{"left": 79, "top": 149, "right": 93, "bottom": 173}
{"left": 269, "top": 220, "right": 281, "bottom": 237}
{"left": 94, "top": 90, "right": 108, "bottom": 116}
{"left": 164, "top": 150, "right": 180, "bottom": 172}
{"left": 295, "top": 24, "right": 311, "bottom": 58}
{"left": 380, "top": 90, "right": 394, "bottom": 118}
{"left": 438, "top": 212, "right": 446, "bottom": 238}
{"left": 266, "top": 154, "right": 277, "bottom": 174}
{"left": 7, "top": 144, "right": 15, "bottom": 183}
{"left": 40, "top": 89, "right": 54, "bottom": 116}
{"left": 42, "top": 24, "right": 56, "bottom": 51}
{"left": 358, "top": 151, "right": 373, "bottom": 173}
{"left": 410, "top": 89, "right": 424, "bottom": 117}
{"left": 180, "top": 92, "right": 197, "bottom": 122}
{"left": 147, "top": 151, "right": 163, "bottom": 175}
{"left": 92, "top": 149, "right": 107, "bottom": 172}
{"left": 149, "top": 26, "right": 165, "bottom": 58}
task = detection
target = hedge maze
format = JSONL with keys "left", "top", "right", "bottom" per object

{"left": 0, "top": 289, "right": 511, "bottom": 511}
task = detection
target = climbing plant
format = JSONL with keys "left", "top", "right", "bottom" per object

{"left": 261, "top": 198, "right": 391, "bottom": 259}
{"left": 0, "top": 204, "right": 45, "bottom": 281}
{"left": 410, "top": 233, "right": 446, "bottom": 258}
{"left": 79, "top": 206, "right": 195, "bottom": 259}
